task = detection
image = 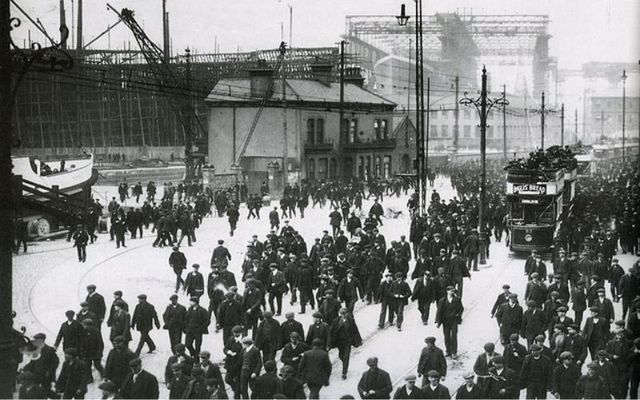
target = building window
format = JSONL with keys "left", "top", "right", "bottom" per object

{"left": 382, "top": 119, "right": 388, "bottom": 139}
{"left": 308, "top": 158, "right": 315, "bottom": 180}
{"left": 375, "top": 156, "right": 382, "bottom": 178}
{"left": 329, "top": 158, "right": 337, "bottom": 179}
{"left": 318, "top": 158, "right": 328, "bottom": 181}
{"left": 441, "top": 125, "right": 448, "bottom": 137}
{"left": 401, "top": 154, "right": 411, "bottom": 173}
{"left": 475, "top": 125, "right": 481, "bottom": 138}
{"left": 383, "top": 155, "right": 391, "bottom": 178}
{"left": 374, "top": 119, "right": 380, "bottom": 140}
{"left": 463, "top": 125, "right": 471, "bottom": 138}
{"left": 358, "top": 156, "right": 365, "bottom": 178}
{"left": 306, "top": 119, "right": 315, "bottom": 144}
{"left": 350, "top": 119, "right": 359, "bottom": 143}
{"left": 316, "top": 118, "right": 324, "bottom": 143}
{"left": 365, "top": 156, "right": 371, "bottom": 179}
{"left": 430, "top": 125, "right": 437, "bottom": 138}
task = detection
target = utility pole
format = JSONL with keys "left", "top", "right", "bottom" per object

{"left": 76, "top": 0, "right": 82, "bottom": 50}
{"left": 622, "top": 69, "right": 626, "bottom": 160}
{"left": 407, "top": 38, "right": 411, "bottom": 116}
{"left": 424, "top": 76, "right": 429, "bottom": 213}
{"left": 339, "top": 40, "right": 345, "bottom": 178}
{"left": 0, "top": 0, "right": 15, "bottom": 396}
{"left": 574, "top": 108, "right": 578, "bottom": 144}
{"left": 560, "top": 103, "right": 565, "bottom": 147}
{"left": 282, "top": 41, "right": 288, "bottom": 191}
{"left": 503, "top": 84, "right": 507, "bottom": 160}
{"left": 162, "top": 0, "right": 169, "bottom": 63}
{"left": 541, "top": 91, "right": 546, "bottom": 149}
{"left": 60, "top": 0, "right": 67, "bottom": 49}
{"left": 454, "top": 75, "right": 459, "bottom": 151}
{"left": 184, "top": 48, "right": 193, "bottom": 179}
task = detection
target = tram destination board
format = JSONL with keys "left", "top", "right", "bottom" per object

{"left": 511, "top": 183, "right": 547, "bottom": 195}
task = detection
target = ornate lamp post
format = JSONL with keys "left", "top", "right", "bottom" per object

{"left": 459, "top": 66, "right": 508, "bottom": 265}
{"left": 396, "top": 1, "right": 426, "bottom": 216}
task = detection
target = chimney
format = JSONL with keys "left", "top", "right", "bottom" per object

{"left": 248, "top": 59, "right": 274, "bottom": 98}
{"left": 344, "top": 67, "right": 365, "bottom": 88}
{"left": 310, "top": 59, "right": 333, "bottom": 87}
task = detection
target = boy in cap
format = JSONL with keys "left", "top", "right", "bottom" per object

{"left": 417, "top": 337, "right": 447, "bottom": 387}
{"left": 486, "top": 355, "right": 518, "bottom": 399}
{"left": 575, "top": 363, "right": 610, "bottom": 399}
{"left": 456, "top": 372, "right": 483, "bottom": 399}
{"left": 421, "top": 370, "right": 450, "bottom": 399}
{"left": 393, "top": 374, "right": 423, "bottom": 399}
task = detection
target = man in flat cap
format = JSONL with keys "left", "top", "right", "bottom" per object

{"left": 474, "top": 342, "right": 500, "bottom": 392}
{"left": 217, "top": 292, "right": 244, "bottom": 346}
{"left": 85, "top": 284, "right": 106, "bottom": 327}
{"left": 280, "top": 331, "right": 309, "bottom": 376}
{"left": 393, "top": 374, "right": 423, "bottom": 399}
{"left": 120, "top": 358, "right": 159, "bottom": 399}
{"left": 503, "top": 333, "right": 527, "bottom": 376}
{"left": 184, "top": 296, "right": 210, "bottom": 358}
{"left": 357, "top": 357, "right": 392, "bottom": 399}
{"left": 436, "top": 285, "right": 464, "bottom": 358}
{"left": 491, "top": 284, "right": 512, "bottom": 319}
{"left": 104, "top": 336, "right": 137, "bottom": 389}
{"left": 223, "top": 326, "right": 244, "bottom": 398}
{"left": 330, "top": 307, "right": 362, "bottom": 380}
{"left": 19, "top": 371, "right": 48, "bottom": 399}
{"left": 519, "top": 344, "right": 553, "bottom": 399}
{"left": 421, "top": 370, "right": 450, "bottom": 399}
{"left": 337, "top": 269, "right": 364, "bottom": 313}
{"left": 54, "top": 310, "right": 84, "bottom": 352}
{"left": 23, "top": 332, "right": 59, "bottom": 391}
{"left": 298, "top": 338, "right": 331, "bottom": 399}
{"left": 456, "top": 372, "right": 483, "bottom": 399}
{"left": 583, "top": 306, "right": 609, "bottom": 360}
{"left": 575, "top": 362, "right": 610, "bottom": 399}
{"left": 592, "top": 288, "right": 615, "bottom": 331}
{"left": 486, "top": 356, "right": 519, "bottom": 399}
{"left": 495, "top": 293, "right": 523, "bottom": 345}
{"left": 417, "top": 337, "right": 447, "bottom": 387}
{"left": 162, "top": 294, "right": 186, "bottom": 350}
{"left": 55, "top": 348, "right": 91, "bottom": 399}
{"left": 184, "top": 264, "right": 205, "bottom": 299}
{"left": 98, "top": 381, "right": 120, "bottom": 399}
{"left": 169, "top": 246, "right": 187, "bottom": 293}
{"left": 552, "top": 351, "right": 581, "bottom": 399}
{"left": 522, "top": 300, "right": 546, "bottom": 349}
{"left": 131, "top": 294, "right": 160, "bottom": 356}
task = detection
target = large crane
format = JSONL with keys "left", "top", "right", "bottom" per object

{"left": 107, "top": 5, "right": 206, "bottom": 180}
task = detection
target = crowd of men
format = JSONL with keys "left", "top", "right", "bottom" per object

{"left": 10, "top": 157, "right": 640, "bottom": 399}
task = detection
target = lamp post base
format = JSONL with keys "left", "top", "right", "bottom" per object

{"left": 479, "top": 231, "right": 488, "bottom": 265}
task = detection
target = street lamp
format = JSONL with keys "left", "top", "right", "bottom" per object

{"left": 459, "top": 66, "right": 508, "bottom": 265}
{"left": 622, "top": 69, "right": 627, "bottom": 160}
{"left": 396, "top": 1, "right": 426, "bottom": 216}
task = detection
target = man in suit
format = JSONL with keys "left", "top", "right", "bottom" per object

{"left": 305, "top": 312, "right": 330, "bottom": 349}
{"left": 242, "top": 279, "right": 263, "bottom": 338}
{"left": 552, "top": 351, "right": 581, "bottom": 400}
{"left": 107, "top": 290, "right": 128, "bottom": 328}
{"left": 54, "top": 310, "right": 84, "bottom": 351}
{"left": 184, "top": 296, "right": 210, "bottom": 358}
{"left": 240, "top": 337, "right": 262, "bottom": 400}
{"left": 266, "top": 263, "right": 287, "bottom": 316}
{"left": 495, "top": 293, "right": 523, "bottom": 345}
{"left": 448, "top": 249, "right": 470, "bottom": 297}
{"left": 456, "top": 372, "right": 484, "bottom": 399}
{"left": 210, "top": 239, "right": 232, "bottom": 266}
{"left": 521, "top": 300, "right": 546, "bottom": 348}
{"left": 197, "top": 351, "right": 225, "bottom": 396}
{"left": 393, "top": 374, "right": 424, "bottom": 399}
{"left": 330, "top": 307, "right": 363, "bottom": 379}
{"left": 278, "top": 365, "right": 306, "bottom": 400}
{"left": 55, "top": 348, "right": 91, "bottom": 399}
{"left": 250, "top": 360, "right": 279, "bottom": 399}
{"left": 255, "top": 311, "right": 282, "bottom": 362}
{"left": 280, "top": 312, "right": 304, "bottom": 346}
{"left": 491, "top": 284, "right": 512, "bottom": 318}
{"left": 519, "top": 344, "right": 553, "bottom": 400}
{"left": 390, "top": 272, "right": 413, "bottom": 331}
{"left": 131, "top": 294, "right": 160, "bottom": 356}
{"left": 85, "top": 284, "right": 106, "bottom": 327}
{"left": 417, "top": 336, "right": 447, "bottom": 386}
{"left": 298, "top": 338, "right": 332, "bottom": 399}
{"left": 411, "top": 270, "right": 437, "bottom": 325}
{"left": 280, "top": 331, "right": 309, "bottom": 376}
{"left": 168, "top": 246, "right": 187, "bottom": 293}
{"left": 162, "top": 294, "right": 186, "bottom": 350}
{"left": 337, "top": 269, "right": 365, "bottom": 313}
{"left": 592, "top": 288, "right": 615, "bottom": 331}
{"left": 436, "top": 285, "right": 464, "bottom": 358}
{"left": 223, "top": 326, "right": 244, "bottom": 399}
{"left": 217, "top": 292, "right": 244, "bottom": 346}
{"left": 486, "top": 356, "right": 519, "bottom": 399}
{"left": 119, "top": 357, "right": 159, "bottom": 399}
{"left": 474, "top": 342, "right": 501, "bottom": 392}
{"left": 104, "top": 336, "right": 136, "bottom": 389}
{"left": 358, "top": 357, "right": 393, "bottom": 399}
{"left": 582, "top": 306, "right": 610, "bottom": 360}
{"left": 184, "top": 264, "right": 205, "bottom": 299}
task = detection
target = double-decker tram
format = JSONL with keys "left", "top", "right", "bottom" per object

{"left": 505, "top": 148, "right": 577, "bottom": 253}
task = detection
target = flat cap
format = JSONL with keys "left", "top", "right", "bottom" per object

{"left": 424, "top": 336, "right": 436, "bottom": 343}
{"left": 232, "top": 325, "right": 243, "bottom": 334}
{"left": 64, "top": 347, "right": 78, "bottom": 356}
{"left": 427, "top": 370, "right": 440, "bottom": 378}
{"left": 530, "top": 344, "right": 542, "bottom": 352}
{"left": 509, "top": 333, "right": 519, "bottom": 340}
{"left": 312, "top": 311, "right": 323, "bottom": 318}
{"left": 199, "top": 351, "right": 211, "bottom": 358}
{"left": 405, "top": 374, "right": 417, "bottom": 381}
{"left": 508, "top": 293, "right": 518, "bottom": 299}
{"left": 463, "top": 372, "right": 475, "bottom": 379}
{"left": 129, "top": 358, "right": 142, "bottom": 367}
{"left": 484, "top": 343, "right": 495, "bottom": 352}
{"left": 493, "top": 355, "right": 505, "bottom": 364}
{"left": 99, "top": 381, "right": 117, "bottom": 392}
{"left": 559, "top": 351, "right": 573, "bottom": 360}
{"left": 87, "top": 284, "right": 97, "bottom": 290}
{"left": 589, "top": 306, "right": 600, "bottom": 313}
{"left": 535, "top": 334, "right": 545, "bottom": 341}
{"left": 557, "top": 306, "right": 568, "bottom": 312}
{"left": 527, "top": 300, "right": 537, "bottom": 307}
{"left": 367, "top": 357, "right": 379, "bottom": 366}
{"left": 137, "top": 294, "right": 147, "bottom": 300}
{"left": 502, "top": 284, "right": 511, "bottom": 290}
{"left": 190, "top": 296, "right": 200, "bottom": 302}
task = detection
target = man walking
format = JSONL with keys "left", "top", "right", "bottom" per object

{"left": 131, "top": 294, "right": 160, "bottom": 356}
{"left": 299, "top": 338, "right": 332, "bottom": 399}
{"left": 436, "top": 285, "right": 464, "bottom": 358}
{"left": 162, "top": 294, "right": 186, "bottom": 350}
{"left": 330, "top": 307, "right": 362, "bottom": 379}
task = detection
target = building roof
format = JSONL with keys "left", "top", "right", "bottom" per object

{"left": 205, "top": 78, "right": 396, "bottom": 108}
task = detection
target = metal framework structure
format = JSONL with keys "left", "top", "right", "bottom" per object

{"left": 344, "top": 13, "right": 550, "bottom": 95}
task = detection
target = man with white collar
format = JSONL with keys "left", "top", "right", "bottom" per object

{"left": 392, "top": 374, "right": 423, "bottom": 399}
{"left": 421, "top": 370, "right": 450, "bottom": 399}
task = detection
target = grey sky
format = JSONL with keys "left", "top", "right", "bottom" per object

{"left": 15, "top": 0, "right": 640, "bottom": 69}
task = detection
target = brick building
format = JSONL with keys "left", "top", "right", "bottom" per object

{"left": 205, "top": 63, "right": 396, "bottom": 193}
